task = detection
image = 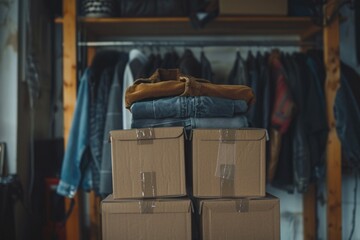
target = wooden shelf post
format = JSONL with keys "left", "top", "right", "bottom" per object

{"left": 63, "top": 0, "right": 80, "bottom": 239}
{"left": 323, "top": 0, "right": 342, "bottom": 239}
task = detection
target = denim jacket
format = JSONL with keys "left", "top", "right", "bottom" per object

{"left": 57, "top": 69, "right": 92, "bottom": 198}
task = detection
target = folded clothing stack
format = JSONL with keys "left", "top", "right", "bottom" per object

{"left": 125, "top": 68, "right": 255, "bottom": 129}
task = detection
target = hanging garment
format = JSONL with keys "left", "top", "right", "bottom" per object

{"left": 57, "top": 69, "right": 93, "bottom": 198}
{"left": 89, "top": 66, "right": 115, "bottom": 195}
{"left": 335, "top": 63, "right": 360, "bottom": 171}
{"left": 245, "top": 51, "right": 261, "bottom": 127}
{"left": 267, "top": 50, "right": 295, "bottom": 188}
{"left": 122, "top": 49, "right": 148, "bottom": 129}
{"left": 178, "top": 49, "right": 202, "bottom": 78}
{"left": 228, "top": 51, "right": 248, "bottom": 85}
{"left": 139, "top": 53, "right": 163, "bottom": 78}
{"left": 130, "top": 96, "right": 248, "bottom": 119}
{"left": 287, "top": 53, "right": 311, "bottom": 192}
{"left": 341, "top": 63, "right": 360, "bottom": 107}
{"left": 99, "top": 52, "right": 128, "bottom": 196}
{"left": 258, "top": 52, "right": 272, "bottom": 131}
{"left": 269, "top": 51, "right": 295, "bottom": 134}
{"left": 125, "top": 68, "right": 255, "bottom": 109}
{"left": 200, "top": 51, "right": 215, "bottom": 82}
{"left": 161, "top": 50, "right": 180, "bottom": 69}
{"left": 305, "top": 55, "right": 328, "bottom": 180}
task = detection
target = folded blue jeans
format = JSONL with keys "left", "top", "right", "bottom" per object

{"left": 130, "top": 96, "right": 248, "bottom": 119}
{"left": 131, "top": 115, "right": 249, "bottom": 129}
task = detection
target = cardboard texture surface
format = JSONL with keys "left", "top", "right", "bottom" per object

{"left": 102, "top": 195, "right": 192, "bottom": 240}
{"left": 200, "top": 196, "right": 280, "bottom": 240}
{"left": 110, "top": 127, "right": 186, "bottom": 199}
{"left": 219, "top": 0, "right": 287, "bottom": 16}
{"left": 192, "top": 129, "right": 266, "bottom": 197}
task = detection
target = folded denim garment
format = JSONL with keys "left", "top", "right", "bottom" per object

{"left": 130, "top": 96, "right": 248, "bottom": 119}
{"left": 125, "top": 68, "right": 255, "bottom": 108}
{"left": 131, "top": 115, "right": 249, "bottom": 129}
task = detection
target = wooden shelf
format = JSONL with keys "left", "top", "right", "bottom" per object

{"left": 54, "top": 16, "right": 321, "bottom": 40}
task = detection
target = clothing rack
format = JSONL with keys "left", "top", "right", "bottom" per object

{"left": 78, "top": 40, "right": 316, "bottom": 48}
{"left": 61, "top": 0, "right": 342, "bottom": 239}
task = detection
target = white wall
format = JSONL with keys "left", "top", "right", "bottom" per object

{"left": 0, "top": 0, "right": 19, "bottom": 174}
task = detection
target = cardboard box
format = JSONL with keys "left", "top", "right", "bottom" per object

{"left": 110, "top": 127, "right": 186, "bottom": 199}
{"left": 102, "top": 195, "right": 192, "bottom": 240}
{"left": 200, "top": 196, "right": 280, "bottom": 240}
{"left": 219, "top": 0, "right": 287, "bottom": 16}
{"left": 192, "top": 129, "right": 266, "bottom": 197}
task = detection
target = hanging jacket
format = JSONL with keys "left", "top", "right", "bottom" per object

{"left": 267, "top": 51, "right": 295, "bottom": 188}
{"left": 99, "top": 52, "right": 128, "bottom": 196}
{"left": 178, "top": 49, "right": 202, "bottom": 78}
{"left": 335, "top": 64, "right": 360, "bottom": 171}
{"left": 89, "top": 66, "right": 114, "bottom": 195}
{"left": 258, "top": 52, "right": 271, "bottom": 131}
{"left": 200, "top": 51, "right": 215, "bottom": 82}
{"left": 57, "top": 69, "right": 92, "bottom": 198}
{"left": 288, "top": 53, "right": 311, "bottom": 192}
{"left": 245, "top": 51, "right": 261, "bottom": 127}
{"left": 161, "top": 51, "right": 180, "bottom": 69}
{"left": 305, "top": 55, "right": 328, "bottom": 181}
{"left": 122, "top": 49, "right": 148, "bottom": 129}
{"left": 228, "top": 51, "right": 248, "bottom": 85}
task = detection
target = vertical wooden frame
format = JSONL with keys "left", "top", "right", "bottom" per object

{"left": 323, "top": 0, "right": 342, "bottom": 239}
{"left": 63, "top": 0, "right": 80, "bottom": 239}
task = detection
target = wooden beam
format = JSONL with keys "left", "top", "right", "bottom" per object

{"left": 300, "top": 44, "right": 317, "bottom": 240}
{"left": 63, "top": 0, "right": 80, "bottom": 239}
{"left": 89, "top": 193, "right": 101, "bottom": 240}
{"left": 303, "top": 184, "right": 317, "bottom": 240}
{"left": 323, "top": 1, "right": 342, "bottom": 239}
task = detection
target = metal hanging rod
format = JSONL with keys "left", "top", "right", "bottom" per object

{"left": 78, "top": 40, "right": 315, "bottom": 47}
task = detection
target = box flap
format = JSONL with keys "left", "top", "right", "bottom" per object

{"left": 110, "top": 127, "right": 184, "bottom": 141}
{"left": 192, "top": 129, "right": 267, "bottom": 141}
{"left": 200, "top": 196, "right": 280, "bottom": 240}
{"left": 200, "top": 197, "right": 279, "bottom": 213}
{"left": 102, "top": 195, "right": 191, "bottom": 214}
{"left": 192, "top": 128, "right": 266, "bottom": 198}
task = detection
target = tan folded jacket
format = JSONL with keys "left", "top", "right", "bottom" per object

{"left": 125, "top": 68, "right": 255, "bottom": 109}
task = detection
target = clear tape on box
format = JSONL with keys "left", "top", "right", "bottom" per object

{"left": 138, "top": 199, "right": 156, "bottom": 213}
{"left": 215, "top": 129, "right": 236, "bottom": 196}
{"left": 235, "top": 199, "right": 249, "bottom": 213}
{"left": 136, "top": 128, "right": 157, "bottom": 212}
{"left": 136, "top": 128, "right": 154, "bottom": 144}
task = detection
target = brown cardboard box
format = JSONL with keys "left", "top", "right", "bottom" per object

{"left": 192, "top": 129, "right": 266, "bottom": 197}
{"left": 110, "top": 127, "right": 186, "bottom": 199}
{"left": 200, "top": 196, "right": 280, "bottom": 240}
{"left": 102, "top": 195, "right": 192, "bottom": 240}
{"left": 219, "top": 0, "right": 287, "bottom": 16}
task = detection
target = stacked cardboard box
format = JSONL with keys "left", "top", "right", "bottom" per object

{"left": 191, "top": 129, "right": 280, "bottom": 240}
{"left": 102, "top": 127, "right": 280, "bottom": 240}
{"left": 102, "top": 127, "right": 192, "bottom": 240}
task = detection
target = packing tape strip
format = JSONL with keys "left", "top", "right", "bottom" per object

{"left": 136, "top": 128, "right": 154, "bottom": 144}
{"left": 139, "top": 200, "right": 156, "bottom": 214}
{"left": 140, "top": 171, "right": 157, "bottom": 198}
{"left": 215, "top": 130, "right": 237, "bottom": 178}
{"left": 220, "top": 164, "right": 235, "bottom": 196}
{"left": 235, "top": 199, "right": 249, "bottom": 213}
{"left": 220, "top": 129, "right": 236, "bottom": 144}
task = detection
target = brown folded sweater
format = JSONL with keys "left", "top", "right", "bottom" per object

{"left": 125, "top": 68, "right": 255, "bottom": 109}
